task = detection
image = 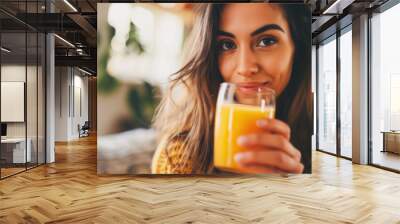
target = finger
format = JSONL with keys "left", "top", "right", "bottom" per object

{"left": 239, "top": 146, "right": 301, "bottom": 163}
{"left": 256, "top": 119, "right": 291, "bottom": 140}
{"left": 235, "top": 151, "right": 304, "bottom": 174}
{"left": 237, "top": 133, "right": 301, "bottom": 161}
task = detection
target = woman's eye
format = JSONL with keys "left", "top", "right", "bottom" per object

{"left": 218, "top": 40, "right": 236, "bottom": 51}
{"left": 257, "top": 37, "right": 277, "bottom": 47}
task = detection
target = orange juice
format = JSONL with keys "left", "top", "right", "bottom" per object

{"left": 214, "top": 103, "right": 275, "bottom": 172}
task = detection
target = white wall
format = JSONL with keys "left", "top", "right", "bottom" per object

{"left": 54, "top": 67, "right": 89, "bottom": 141}
{"left": 1, "top": 65, "right": 26, "bottom": 139}
{"left": 72, "top": 73, "right": 89, "bottom": 136}
{"left": 55, "top": 66, "right": 69, "bottom": 141}
{"left": 1, "top": 65, "right": 37, "bottom": 138}
{"left": 1, "top": 63, "right": 46, "bottom": 164}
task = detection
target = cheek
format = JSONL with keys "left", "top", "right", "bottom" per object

{"left": 218, "top": 54, "right": 236, "bottom": 82}
{"left": 261, "top": 49, "right": 294, "bottom": 94}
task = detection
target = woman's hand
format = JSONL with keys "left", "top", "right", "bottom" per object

{"left": 235, "top": 118, "right": 304, "bottom": 174}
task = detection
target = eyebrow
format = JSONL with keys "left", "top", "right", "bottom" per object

{"left": 218, "top": 24, "right": 285, "bottom": 38}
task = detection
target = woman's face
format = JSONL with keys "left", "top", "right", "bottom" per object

{"left": 217, "top": 4, "right": 295, "bottom": 99}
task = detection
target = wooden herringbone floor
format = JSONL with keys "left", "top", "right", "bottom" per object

{"left": 1, "top": 135, "right": 400, "bottom": 224}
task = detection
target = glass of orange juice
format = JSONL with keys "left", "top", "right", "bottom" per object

{"left": 214, "top": 82, "right": 275, "bottom": 172}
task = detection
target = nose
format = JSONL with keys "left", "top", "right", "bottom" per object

{"left": 236, "top": 45, "right": 259, "bottom": 77}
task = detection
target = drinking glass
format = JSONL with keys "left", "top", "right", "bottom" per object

{"left": 214, "top": 82, "right": 275, "bottom": 172}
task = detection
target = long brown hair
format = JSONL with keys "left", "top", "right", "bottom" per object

{"left": 153, "top": 3, "right": 312, "bottom": 173}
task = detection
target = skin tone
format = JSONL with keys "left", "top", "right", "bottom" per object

{"left": 217, "top": 3, "right": 304, "bottom": 173}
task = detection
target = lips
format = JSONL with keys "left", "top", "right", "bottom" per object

{"left": 236, "top": 81, "right": 270, "bottom": 94}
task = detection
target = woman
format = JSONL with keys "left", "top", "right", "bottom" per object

{"left": 151, "top": 3, "right": 312, "bottom": 174}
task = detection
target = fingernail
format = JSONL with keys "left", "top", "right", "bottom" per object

{"left": 256, "top": 119, "right": 268, "bottom": 127}
{"left": 237, "top": 136, "right": 248, "bottom": 146}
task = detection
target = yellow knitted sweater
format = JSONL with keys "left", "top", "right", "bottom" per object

{"left": 151, "top": 137, "right": 193, "bottom": 174}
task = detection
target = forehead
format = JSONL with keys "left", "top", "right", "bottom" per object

{"left": 219, "top": 3, "right": 289, "bottom": 33}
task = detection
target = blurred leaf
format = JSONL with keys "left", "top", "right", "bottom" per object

{"left": 109, "top": 25, "right": 116, "bottom": 40}
{"left": 126, "top": 82, "right": 160, "bottom": 129}
{"left": 98, "top": 25, "right": 119, "bottom": 94}
{"left": 98, "top": 70, "right": 119, "bottom": 93}
{"left": 126, "top": 22, "right": 145, "bottom": 54}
